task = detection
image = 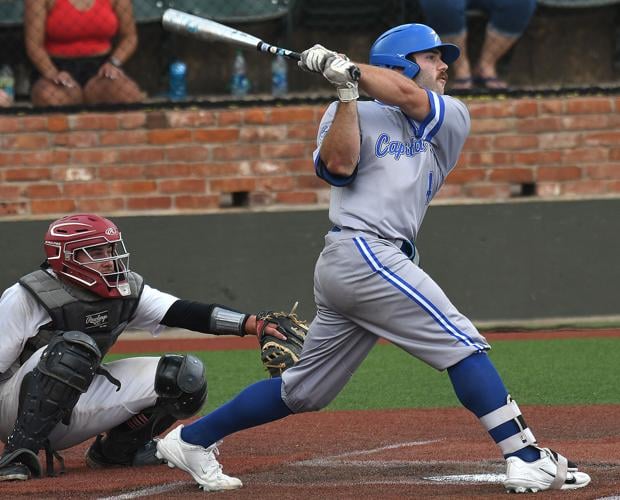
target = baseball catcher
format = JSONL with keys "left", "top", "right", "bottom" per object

{"left": 256, "top": 302, "right": 308, "bottom": 377}
{"left": 0, "top": 213, "right": 286, "bottom": 492}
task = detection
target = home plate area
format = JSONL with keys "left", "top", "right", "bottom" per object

{"left": 254, "top": 439, "right": 509, "bottom": 487}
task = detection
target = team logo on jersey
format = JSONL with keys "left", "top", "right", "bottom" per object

{"left": 375, "top": 133, "right": 428, "bottom": 160}
{"left": 85, "top": 310, "right": 109, "bottom": 329}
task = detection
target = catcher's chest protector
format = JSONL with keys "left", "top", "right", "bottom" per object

{"left": 18, "top": 269, "right": 143, "bottom": 362}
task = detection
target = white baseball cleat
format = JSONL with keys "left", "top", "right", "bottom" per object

{"left": 504, "top": 447, "right": 591, "bottom": 493}
{"left": 155, "top": 425, "right": 243, "bottom": 491}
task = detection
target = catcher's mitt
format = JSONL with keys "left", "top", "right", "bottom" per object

{"left": 256, "top": 302, "right": 308, "bottom": 377}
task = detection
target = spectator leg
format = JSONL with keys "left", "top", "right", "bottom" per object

{"left": 441, "top": 32, "right": 472, "bottom": 90}
{"left": 83, "top": 75, "right": 145, "bottom": 105}
{"left": 474, "top": 27, "right": 518, "bottom": 89}
{"left": 30, "top": 78, "right": 84, "bottom": 107}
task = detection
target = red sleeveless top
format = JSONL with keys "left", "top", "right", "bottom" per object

{"left": 45, "top": 0, "right": 119, "bottom": 58}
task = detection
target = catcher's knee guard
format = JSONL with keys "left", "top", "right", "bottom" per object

{"left": 86, "top": 354, "right": 206, "bottom": 467}
{"left": 154, "top": 353, "right": 207, "bottom": 418}
{"left": 2, "top": 332, "right": 101, "bottom": 474}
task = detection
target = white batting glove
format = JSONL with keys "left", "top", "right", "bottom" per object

{"left": 298, "top": 44, "right": 337, "bottom": 73}
{"left": 323, "top": 55, "right": 359, "bottom": 102}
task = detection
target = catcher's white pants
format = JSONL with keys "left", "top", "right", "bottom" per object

{"left": 0, "top": 347, "right": 160, "bottom": 450}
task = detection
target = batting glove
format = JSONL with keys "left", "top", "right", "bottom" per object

{"left": 323, "top": 55, "right": 359, "bottom": 102}
{"left": 298, "top": 44, "right": 337, "bottom": 73}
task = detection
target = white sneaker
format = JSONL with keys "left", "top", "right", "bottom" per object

{"left": 155, "top": 425, "right": 243, "bottom": 491}
{"left": 504, "top": 447, "right": 591, "bottom": 493}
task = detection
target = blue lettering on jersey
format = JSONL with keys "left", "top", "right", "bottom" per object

{"left": 375, "top": 133, "right": 428, "bottom": 160}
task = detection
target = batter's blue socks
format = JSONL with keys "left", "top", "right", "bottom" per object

{"left": 180, "top": 377, "right": 292, "bottom": 447}
{"left": 448, "top": 352, "right": 539, "bottom": 463}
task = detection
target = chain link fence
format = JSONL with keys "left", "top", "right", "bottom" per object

{"left": 0, "top": 0, "right": 618, "bottom": 109}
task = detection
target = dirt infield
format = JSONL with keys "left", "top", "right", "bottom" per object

{"left": 2, "top": 406, "right": 619, "bottom": 499}
{"left": 4, "top": 329, "right": 619, "bottom": 499}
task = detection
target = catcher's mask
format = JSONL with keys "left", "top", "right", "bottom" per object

{"left": 44, "top": 213, "right": 131, "bottom": 298}
{"left": 369, "top": 23, "right": 460, "bottom": 78}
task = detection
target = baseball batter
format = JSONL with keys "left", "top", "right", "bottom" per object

{"left": 156, "top": 25, "right": 590, "bottom": 494}
{"left": 0, "top": 213, "right": 285, "bottom": 491}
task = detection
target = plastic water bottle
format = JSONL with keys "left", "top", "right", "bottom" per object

{"left": 230, "top": 50, "right": 250, "bottom": 97}
{"left": 168, "top": 60, "right": 187, "bottom": 100}
{"left": 15, "top": 63, "right": 30, "bottom": 98}
{"left": 0, "top": 64, "right": 15, "bottom": 103}
{"left": 271, "top": 55, "right": 288, "bottom": 97}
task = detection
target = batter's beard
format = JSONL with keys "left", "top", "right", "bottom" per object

{"left": 415, "top": 72, "right": 445, "bottom": 95}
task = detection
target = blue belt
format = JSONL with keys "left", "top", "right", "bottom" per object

{"left": 330, "top": 226, "right": 417, "bottom": 262}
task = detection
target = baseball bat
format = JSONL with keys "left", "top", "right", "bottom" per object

{"left": 161, "top": 9, "right": 360, "bottom": 81}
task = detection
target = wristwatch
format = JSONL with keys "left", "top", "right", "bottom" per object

{"left": 108, "top": 56, "right": 122, "bottom": 68}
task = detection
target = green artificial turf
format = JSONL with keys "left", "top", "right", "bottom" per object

{"left": 105, "top": 337, "right": 620, "bottom": 415}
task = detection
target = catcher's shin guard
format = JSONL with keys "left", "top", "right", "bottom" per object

{"left": 86, "top": 354, "right": 206, "bottom": 468}
{"left": 1, "top": 331, "right": 101, "bottom": 477}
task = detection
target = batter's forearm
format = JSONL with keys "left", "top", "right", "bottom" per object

{"left": 319, "top": 102, "right": 360, "bottom": 177}
{"left": 356, "top": 63, "right": 430, "bottom": 120}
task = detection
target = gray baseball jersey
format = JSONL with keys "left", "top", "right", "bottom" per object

{"left": 281, "top": 90, "right": 490, "bottom": 412}
{"left": 317, "top": 91, "right": 467, "bottom": 242}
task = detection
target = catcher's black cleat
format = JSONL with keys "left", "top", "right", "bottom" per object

{"left": 133, "top": 440, "right": 165, "bottom": 466}
{"left": 0, "top": 462, "right": 31, "bottom": 481}
{"left": 0, "top": 448, "right": 42, "bottom": 481}
{"left": 85, "top": 436, "right": 164, "bottom": 468}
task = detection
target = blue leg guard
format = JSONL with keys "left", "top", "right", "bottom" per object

{"left": 180, "top": 377, "right": 292, "bottom": 447}
{"left": 448, "top": 352, "right": 539, "bottom": 462}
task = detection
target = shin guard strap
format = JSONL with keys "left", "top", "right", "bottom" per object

{"left": 497, "top": 428, "right": 537, "bottom": 455}
{"left": 480, "top": 397, "right": 523, "bottom": 431}
{"left": 480, "top": 395, "right": 537, "bottom": 454}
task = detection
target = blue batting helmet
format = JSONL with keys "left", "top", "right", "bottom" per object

{"left": 369, "top": 24, "right": 460, "bottom": 78}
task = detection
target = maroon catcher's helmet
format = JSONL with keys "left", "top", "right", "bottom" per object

{"left": 44, "top": 214, "right": 131, "bottom": 298}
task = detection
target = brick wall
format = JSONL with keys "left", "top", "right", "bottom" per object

{"left": 1, "top": 94, "right": 619, "bottom": 219}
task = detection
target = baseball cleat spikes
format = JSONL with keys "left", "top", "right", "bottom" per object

{"left": 509, "top": 485, "right": 543, "bottom": 493}
{"left": 155, "top": 451, "right": 176, "bottom": 469}
{"left": 508, "top": 486, "right": 541, "bottom": 494}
